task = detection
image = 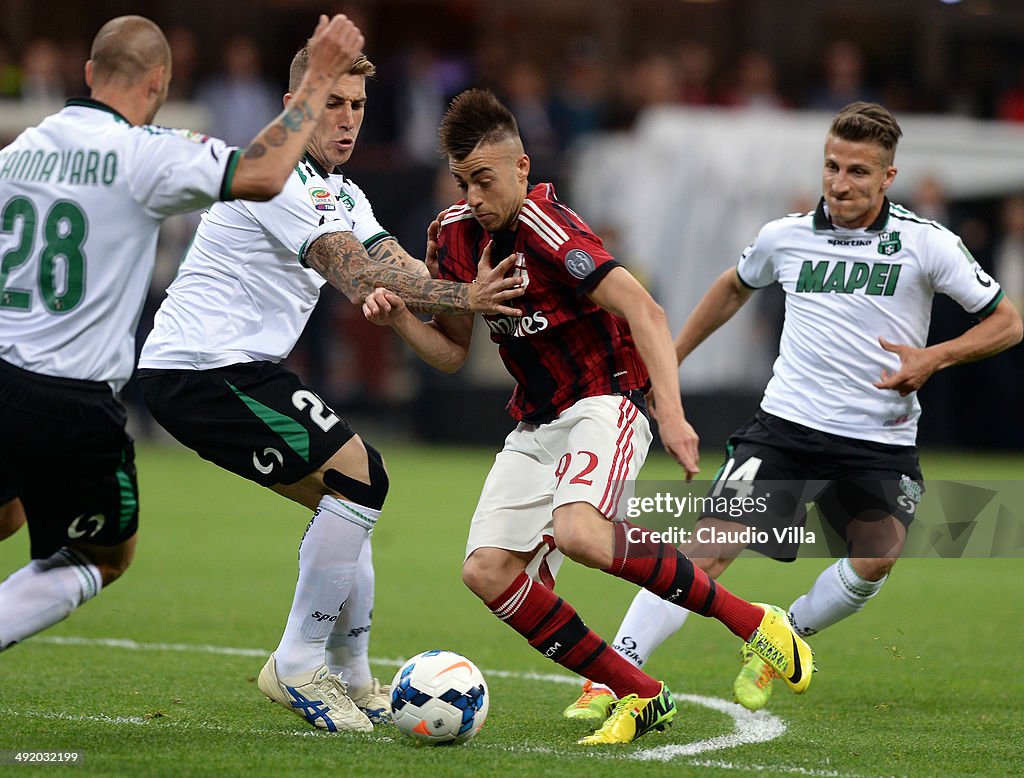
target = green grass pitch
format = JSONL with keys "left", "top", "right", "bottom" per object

{"left": 0, "top": 443, "right": 1021, "bottom": 776}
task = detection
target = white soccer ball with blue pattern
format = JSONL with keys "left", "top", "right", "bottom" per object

{"left": 390, "top": 649, "right": 489, "bottom": 745}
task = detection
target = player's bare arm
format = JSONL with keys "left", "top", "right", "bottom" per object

{"left": 229, "top": 14, "right": 364, "bottom": 200}
{"left": 587, "top": 267, "right": 701, "bottom": 478}
{"left": 366, "top": 237, "right": 430, "bottom": 278}
{"left": 362, "top": 289, "right": 473, "bottom": 373}
{"left": 675, "top": 266, "right": 755, "bottom": 364}
{"left": 874, "top": 296, "right": 1023, "bottom": 396}
{"left": 305, "top": 231, "right": 523, "bottom": 315}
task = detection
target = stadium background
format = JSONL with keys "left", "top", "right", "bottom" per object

{"left": 2, "top": 0, "right": 1023, "bottom": 450}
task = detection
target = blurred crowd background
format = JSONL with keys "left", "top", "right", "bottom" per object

{"left": 2, "top": 0, "right": 1022, "bottom": 449}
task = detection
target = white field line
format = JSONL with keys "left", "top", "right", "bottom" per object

{"left": 11, "top": 635, "right": 859, "bottom": 776}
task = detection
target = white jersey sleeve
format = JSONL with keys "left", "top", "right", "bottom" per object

{"left": 736, "top": 221, "right": 784, "bottom": 288}
{"left": 922, "top": 227, "right": 1003, "bottom": 316}
{"left": 125, "top": 126, "right": 239, "bottom": 218}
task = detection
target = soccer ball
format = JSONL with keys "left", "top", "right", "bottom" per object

{"left": 389, "top": 649, "right": 489, "bottom": 745}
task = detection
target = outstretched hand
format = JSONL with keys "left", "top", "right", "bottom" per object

{"left": 468, "top": 241, "right": 524, "bottom": 317}
{"left": 873, "top": 337, "right": 938, "bottom": 396}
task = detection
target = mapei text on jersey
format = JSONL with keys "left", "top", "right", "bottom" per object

{"left": 0, "top": 148, "right": 118, "bottom": 186}
{"left": 796, "top": 260, "right": 901, "bottom": 296}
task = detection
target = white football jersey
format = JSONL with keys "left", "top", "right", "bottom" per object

{"left": 0, "top": 100, "right": 238, "bottom": 391}
{"left": 139, "top": 154, "right": 389, "bottom": 370}
{"left": 738, "top": 198, "right": 1002, "bottom": 446}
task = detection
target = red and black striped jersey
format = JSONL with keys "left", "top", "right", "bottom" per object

{"left": 437, "top": 182, "right": 649, "bottom": 423}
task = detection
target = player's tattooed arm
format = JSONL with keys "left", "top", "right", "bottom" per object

{"left": 242, "top": 102, "right": 314, "bottom": 161}
{"left": 305, "top": 231, "right": 524, "bottom": 316}
{"left": 366, "top": 238, "right": 431, "bottom": 277}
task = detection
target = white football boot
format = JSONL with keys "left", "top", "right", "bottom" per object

{"left": 349, "top": 678, "right": 392, "bottom": 724}
{"left": 257, "top": 654, "right": 372, "bottom": 732}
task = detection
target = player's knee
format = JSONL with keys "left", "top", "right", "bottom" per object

{"left": 681, "top": 528, "right": 741, "bottom": 578}
{"left": 323, "top": 442, "right": 390, "bottom": 510}
{"left": 551, "top": 520, "right": 577, "bottom": 558}
{"left": 461, "top": 554, "right": 490, "bottom": 598}
{"left": 697, "top": 550, "right": 734, "bottom": 578}
{"left": 551, "top": 504, "right": 604, "bottom": 565}
{"left": 73, "top": 538, "right": 136, "bottom": 586}
{"left": 851, "top": 555, "right": 896, "bottom": 582}
{"left": 0, "top": 499, "right": 26, "bottom": 541}
{"left": 96, "top": 558, "right": 132, "bottom": 586}
{"left": 552, "top": 529, "right": 591, "bottom": 565}
{"left": 462, "top": 549, "right": 519, "bottom": 602}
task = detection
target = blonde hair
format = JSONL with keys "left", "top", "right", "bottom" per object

{"left": 288, "top": 48, "right": 375, "bottom": 93}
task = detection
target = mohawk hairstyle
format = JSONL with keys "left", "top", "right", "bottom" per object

{"left": 829, "top": 102, "right": 903, "bottom": 158}
{"left": 438, "top": 88, "right": 520, "bottom": 161}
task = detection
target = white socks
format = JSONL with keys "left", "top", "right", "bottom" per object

{"left": 326, "top": 536, "right": 374, "bottom": 690}
{"left": 273, "top": 495, "right": 378, "bottom": 678}
{"left": 0, "top": 547, "right": 102, "bottom": 651}
{"left": 608, "top": 586, "right": 691, "bottom": 674}
{"left": 787, "top": 557, "right": 887, "bottom": 637}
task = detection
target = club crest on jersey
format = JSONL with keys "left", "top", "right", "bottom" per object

{"left": 565, "top": 249, "right": 595, "bottom": 279}
{"left": 337, "top": 191, "right": 355, "bottom": 211}
{"left": 308, "top": 187, "right": 336, "bottom": 211}
{"left": 877, "top": 231, "right": 902, "bottom": 256}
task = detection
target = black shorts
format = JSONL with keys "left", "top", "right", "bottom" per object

{"left": 138, "top": 362, "right": 356, "bottom": 487}
{"left": 702, "top": 410, "right": 924, "bottom": 560}
{"left": 0, "top": 359, "right": 139, "bottom": 559}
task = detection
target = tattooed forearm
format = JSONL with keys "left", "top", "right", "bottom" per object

{"left": 244, "top": 101, "right": 313, "bottom": 159}
{"left": 366, "top": 238, "right": 431, "bottom": 277}
{"left": 306, "top": 232, "right": 473, "bottom": 314}
{"left": 281, "top": 100, "right": 313, "bottom": 133}
{"left": 370, "top": 269, "right": 471, "bottom": 314}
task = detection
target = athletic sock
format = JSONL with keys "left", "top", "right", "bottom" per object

{"left": 326, "top": 535, "right": 373, "bottom": 690}
{"left": 787, "top": 557, "right": 887, "bottom": 637}
{"left": 488, "top": 571, "right": 661, "bottom": 699}
{"left": 611, "top": 586, "right": 692, "bottom": 669}
{"left": 605, "top": 520, "right": 762, "bottom": 640}
{"left": 0, "top": 547, "right": 102, "bottom": 651}
{"left": 273, "top": 496, "right": 377, "bottom": 678}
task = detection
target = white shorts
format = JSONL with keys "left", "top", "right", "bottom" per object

{"left": 465, "top": 394, "right": 652, "bottom": 585}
